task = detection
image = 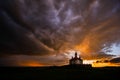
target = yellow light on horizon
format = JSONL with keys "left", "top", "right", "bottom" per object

{"left": 92, "top": 62, "right": 120, "bottom": 67}
{"left": 82, "top": 59, "right": 120, "bottom": 67}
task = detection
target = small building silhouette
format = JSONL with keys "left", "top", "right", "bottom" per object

{"left": 69, "top": 52, "right": 83, "bottom": 65}
{"left": 67, "top": 52, "right": 92, "bottom": 68}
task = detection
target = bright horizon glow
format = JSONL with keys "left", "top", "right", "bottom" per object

{"left": 83, "top": 60, "right": 120, "bottom": 67}
{"left": 11, "top": 58, "right": 120, "bottom": 67}
{"left": 83, "top": 60, "right": 95, "bottom": 64}
{"left": 19, "top": 61, "right": 44, "bottom": 67}
{"left": 92, "top": 62, "right": 120, "bottom": 67}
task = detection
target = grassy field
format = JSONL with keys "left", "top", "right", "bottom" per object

{"left": 0, "top": 66, "right": 120, "bottom": 80}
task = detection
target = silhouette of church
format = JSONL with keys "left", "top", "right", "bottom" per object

{"left": 69, "top": 52, "right": 83, "bottom": 65}
{"left": 68, "top": 52, "right": 92, "bottom": 68}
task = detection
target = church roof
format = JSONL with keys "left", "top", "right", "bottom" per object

{"left": 70, "top": 57, "right": 82, "bottom": 61}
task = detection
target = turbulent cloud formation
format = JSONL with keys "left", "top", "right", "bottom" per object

{"left": 0, "top": 0, "right": 120, "bottom": 60}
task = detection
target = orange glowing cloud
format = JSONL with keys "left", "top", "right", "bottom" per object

{"left": 74, "top": 31, "right": 114, "bottom": 60}
{"left": 76, "top": 40, "right": 90, "bottom": 53}
{"left": 75, "top": 36, "right": 94, "bottom": 59}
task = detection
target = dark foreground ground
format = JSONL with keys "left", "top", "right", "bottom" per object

{"left": 0, "top": 66, "right": 120, "bottom": 80}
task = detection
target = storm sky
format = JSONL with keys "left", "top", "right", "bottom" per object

{"left": 0, "top": 0, "right": 120, "bottom": 66}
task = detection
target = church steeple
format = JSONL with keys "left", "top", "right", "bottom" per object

{"left": 75, "top": 52, "right": 78, "bottom": 58}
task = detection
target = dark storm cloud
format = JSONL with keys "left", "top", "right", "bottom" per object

{"left": 110, "top": 57, "right": 120, "bottom": 63}
{"left": 0, "top": 0, "right": 120, "bottom": 59}
{"left": 0, "top": 0, "right": 55, "bottom": 55}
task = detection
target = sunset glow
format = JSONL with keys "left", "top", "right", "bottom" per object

{"left": 18, "top": 59, "right": 120, "bottom": 67}
{"left": 92, "top": 62, "right": 120, "bottom": 67}
{"left": 19, "top": 61, "right": 44, "bottom": 67}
